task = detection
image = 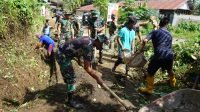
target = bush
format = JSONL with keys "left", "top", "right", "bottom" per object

{"left": 0, "top": 0, "right": 43, "bottom": 39}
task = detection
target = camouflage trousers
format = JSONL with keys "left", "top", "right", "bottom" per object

{"left": 59, "top": 33, "right": 72, "bottom": 44}
{"left": 56, "top": 50, "right": 76, "bottom": 92}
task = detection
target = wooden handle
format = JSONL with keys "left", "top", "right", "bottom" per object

{"left": 101, "top": 83, "right": 136, "bottom": 109}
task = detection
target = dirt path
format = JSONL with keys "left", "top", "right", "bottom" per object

{"left": 15, "top": 18, "right": 169, "bottom": 112}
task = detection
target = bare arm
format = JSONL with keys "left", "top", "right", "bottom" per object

{"left": 96, "top": 25, "right": 105, "bottom": 33}
{"left": 131, "top": 39, "right": 135, "bottom": 53}
{"left": 71, "top": 26, "right": 75, "bottom": 39}
{"left": 35, "top": 42, "right": 42, "bottom": 49}
{"left": 140, "top": 38, "right": 148, "bottom": 52}
{"left": 84, "top": 60, "right": 103, "bottom": 86}
{"left": 117, "top": 36, "right": 123, "bottom": 50}
{"left": 88, "top": 26, "right": 91, "bottom": 36}
{"left": 57, "top": 23, "right": 61, "bottom": 38}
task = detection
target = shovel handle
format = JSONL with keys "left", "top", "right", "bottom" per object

{"left": 101, "top": 83, "right": 136, "bottom": 109}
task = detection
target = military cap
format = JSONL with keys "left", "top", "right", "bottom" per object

{"left": 91, "top": 10, "right": 99, "bottom": 17}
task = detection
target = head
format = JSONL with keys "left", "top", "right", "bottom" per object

{"left": 35, "top": 34, "right": 41, "bottom": 39}
{"left": 111, "top": 14, "right": 115, "bottom": 21}
{"left": 159, "top": 17, "right": 169, "bottom": 27}
{"left": 126, "top": 16, "right": 137, "bottom": 29}
{"left": 64, "top": 13, "right": 71, "bottom": 19}
{"left": 91, "top": 10, "right": 99, "bottom": 20}
{"left": 46, "top": 19, "right": 49, "bottom": 23}
{"left": 93, "top": 35, "right": 109, "bottom": 50}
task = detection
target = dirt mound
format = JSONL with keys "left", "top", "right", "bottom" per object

{"left": 0, "top": 37, "right": 55, "bottom": 111}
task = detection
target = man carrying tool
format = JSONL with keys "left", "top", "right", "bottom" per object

{"left": 57, "top": 11, "right": 74, "bottom": 43}
{"left": 111, "top": 16, "right": 139, "bottom": 75}
{"left": 56, "top": 36, "right": 109, "bottom": 108}
{"left": 88, "top": 10, "right": 106, "bottom": 64}
{"left": 139, "top": 17, "right": 176, "bottom": 95}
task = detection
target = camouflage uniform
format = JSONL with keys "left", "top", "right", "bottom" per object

{"left": 72, "top": 18, "right": 84, "bottom": 38}
{"left": 56, "top": 37, "right": 93, "bottom": 92}
{"left": 58, "top": 17, "right": 73, "bottom": 43}
{"left": 88, "top": 10, "right": 106, "bottom": 63}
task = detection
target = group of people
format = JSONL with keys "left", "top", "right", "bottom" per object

{"left": 34, "top": 9, "right": 176, "bottom": 108}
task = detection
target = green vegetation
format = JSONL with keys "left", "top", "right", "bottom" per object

{"left": 118, "top": 0, "right": 157, "bottom": 24}
{"left": 0, "top": 0, "right": 44, "bottom": 39}
{"left": 63, "top": 0, "right": 85, "bottom": 12}
{"left": 169, "top": 21, "right": 200, "bottom": 38}
{"left": 93, "top": 0, "right": 109, "bottom": 20}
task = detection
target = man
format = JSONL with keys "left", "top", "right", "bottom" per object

{"left": 54, "top": 9, "right": 62, "bottom": 24}
{"left": 139, "top": 17, "right": 176, "bottom": 95}
{"left": 88, "top": 10, "right": 106, "bottom": 64}
{"left": 71, "top": 14, "right": 83, "bottom": 38}
{"left": 56, "top": 36, "right": 109, "bottom": 108}
{"left": 42, "top": 19, "right": 53, "bottom": 37}
{"left": 108, "top": 14, "right": 117, "bottom": 52}
{"left": 35, "top": 34, "right": 55, "bottom": 57}
{"left": 35, "top": 34, "right": 58, "bottom": 83}
{"left": 57, "top": 12, "right": 74, "bottom": 43}
{"left": 111, "top": 16, "right": 138, "bottom": 75}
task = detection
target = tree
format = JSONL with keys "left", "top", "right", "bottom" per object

{"left": 63, "top": 0, "right": 85, "bottom": 12}
{"left": 93, "top": 0, "right": 109, "bottom": 20}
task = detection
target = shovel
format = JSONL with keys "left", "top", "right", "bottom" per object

{"left": 101, "top": 83, "right": 136, "bottom": 110}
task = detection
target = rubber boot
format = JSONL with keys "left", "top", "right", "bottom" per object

{"left": 139, "top": 75, "right": 154, "bottom": 95}
{"left": 169, "top": 74, "right": 176, "bottom": 87}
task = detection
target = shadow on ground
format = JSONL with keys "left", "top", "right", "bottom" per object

{"left": 9, "top": 83, "right": 122, "bottom": 112}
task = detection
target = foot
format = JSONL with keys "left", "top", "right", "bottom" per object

{"left": 98, "top": 60, "right": 103, "bottom": 64}
{"left": 138, "top": 87, "right": 153, "bottom": 95}
{"left": 111, "top": 67, "right": 116, "bottom": 73}
{"left": 68, "top": 99, "right": 84, "bottom": 109}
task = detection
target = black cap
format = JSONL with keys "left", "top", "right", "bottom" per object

{"left": 159, "top": 17, "right": 169, "bottom": 27}
{"left": 127, "top": 16, "right": 137, "bottom": 25}
{"left": 111, "top": 14, "right": 115, "bottom": 19}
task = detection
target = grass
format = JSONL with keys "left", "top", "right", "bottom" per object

{"left": 171, "top": 31, "right": 199, "bottom": 39}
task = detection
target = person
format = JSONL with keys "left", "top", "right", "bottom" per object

{"left": 35, "top": 34, "right": 55, "bottom": 57}
{"left": 108, "top": 14, "right": 117, "bottom": 52}
{"left": 42, "top": 19, "right": 52, "bottom": 37}
{"left": 71, "top": 14, "right": 83, "bottom": 38}
{"left": 111, "top": 16, "right": 138, "bottom": 75}
{"left": 35, "top": 34, "right": 58, "bottom": 84}
{"left": 57, "top": 12, "right": 74, "bottom": 44}
{"left": 138, "top": 17, "right": 176, "bottom": 95}
{"left": 54, "top": 9, "right": 63, "bottom": 24}
{"left": 150, "top": 16, "right": 159, "bottom": 30}
{"left": 56, "top": 36, "right": 109, "bottom": 108}
{"left": 88, "top": 10, "right": 106, "bottom": 64}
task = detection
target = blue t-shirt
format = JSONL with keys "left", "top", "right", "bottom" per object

{"left": 40, "top": 35, "right": 55, "bottom": 47}
{"left": 118, "top": 26, "right": 135, "bottom": 52}
{"left": 147, "top": 27, "right": 173, "bottom": 59}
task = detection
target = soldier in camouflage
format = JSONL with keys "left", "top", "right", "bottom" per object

{"left": 71, "top": 14, "right": 84, "bottom": 38}
{"left": 57, "top": 12, "right": 74, "bottom": 44}
{"left": 56, "top": 36, "right": 109, "bottom": 108}
{"left": 88, "top": 10, "right": 107, "bottom": 64}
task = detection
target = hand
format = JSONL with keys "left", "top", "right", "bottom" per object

{"left": 140, "top": 49, "right": 144, "bottom": 53}
{"left": 57, "top": 35, "right": 60, "bottom": 39}
{"left": 131, "top": 50, "right": 135, "bottom": 55}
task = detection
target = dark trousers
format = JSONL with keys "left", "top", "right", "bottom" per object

{"left": 113, "top": 56, "right": 129, "bottom": 74}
